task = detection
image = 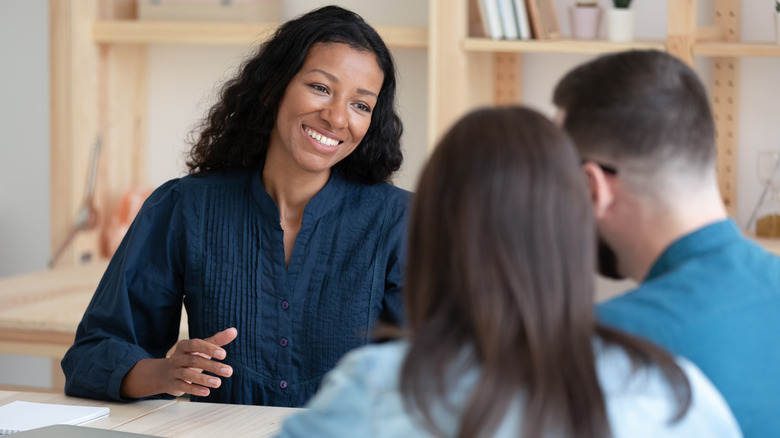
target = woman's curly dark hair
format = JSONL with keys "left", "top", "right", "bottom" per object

{"left": 186, "top": 6, "right": 404, "bottom": 184}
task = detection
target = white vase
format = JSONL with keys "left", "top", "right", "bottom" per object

{"left": 569, "top": 6, "right": 603, "bottom": 40}
{"left": 776, "top": 12, "right": 780, "bottom": 45}
{"left": 606, "top": 8, "right": 634, "bottom": 42}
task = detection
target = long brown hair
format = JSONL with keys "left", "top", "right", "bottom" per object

{"left": 401, "top": 106, "right": 690, "bottom": 438}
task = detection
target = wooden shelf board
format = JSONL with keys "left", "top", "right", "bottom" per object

{"left": 694, "top": 41, "right": 780, "bottom": 58}
{"left": 92, "top": 20, "right": 428, "bottom": 49}
{"left": 462, "top": 38, "right": 666, "bottom": 54}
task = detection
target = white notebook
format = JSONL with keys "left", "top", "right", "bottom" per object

{"left": 0, "top": 401, "right": 109, "bottom": 435}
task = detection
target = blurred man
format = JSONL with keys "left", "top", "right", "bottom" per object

{"left": 553, "top": 49, "right": 780, "bottom": 438}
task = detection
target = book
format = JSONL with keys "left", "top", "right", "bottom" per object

{"left": 497, "top": 0, "right": 519, "bottom": 39}
{"left": 513, "top": 0, "right": 532, "bottom": 39}
{"left": 525, "top": 0, "right": 561, "bottom": 40}
{"left": 478, "top": 0, "right": 504, "bottom": 39}
{"left": 0, "top": 401, "right": 109, "bottom": 435}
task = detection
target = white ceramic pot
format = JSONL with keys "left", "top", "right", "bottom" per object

{"left": 569, "top": 6, "right": 602, "bottom": 40}
{"left": 607, "top": 8, "right": 634, "bottom": 42}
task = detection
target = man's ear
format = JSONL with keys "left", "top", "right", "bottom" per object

{"left": 582, "top": 161, "right": 615, "bottom": 219}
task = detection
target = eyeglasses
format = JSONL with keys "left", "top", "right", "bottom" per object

{"left": 581, "top": 159, "right": 618, "bottom": 176}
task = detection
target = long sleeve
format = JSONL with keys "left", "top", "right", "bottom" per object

{"left": 61, "top": 180, "right": 186, "bottom": 401}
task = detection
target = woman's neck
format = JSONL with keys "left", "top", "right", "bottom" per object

{"left": 261, "top": 148, "right": 331, "bottom": 228}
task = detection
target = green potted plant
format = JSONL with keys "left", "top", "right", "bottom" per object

{"left": 607, "top": 0, "right": 634, "bottom": 42}
{"left": 570, "top": 1, "right": 602, "bottom": 40}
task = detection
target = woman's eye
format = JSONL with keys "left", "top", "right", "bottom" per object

{"left": 310, "top": 84, "right": 328, "bottom": 93}
{"left": 354, "top": 103, "right": 371, "bottom": 113}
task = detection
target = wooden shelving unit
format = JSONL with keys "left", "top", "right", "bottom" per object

{"left": 461, "top": 38, "right": 666, "bottom": 54}
{"left": 51, "top": 0, "right": 780, "bottom": 265}
{"left": 428, "top": 0, "right": 780, "bottom": 251}
{"left": 92, "top": 20, "right": 428, "bottom": 48}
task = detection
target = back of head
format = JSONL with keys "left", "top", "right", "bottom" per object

{"left": 403, "top": 106, "right": 609, "bottom": 438}
{"left": 553, "top": 50, "right": 716, "bottom": 190}
{"left": 188, "top": 5, "right": 403, "bottom": 184}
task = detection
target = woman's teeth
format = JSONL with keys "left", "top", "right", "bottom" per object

{"left": 306, "top": 128, "right": 339, "bottom": 147}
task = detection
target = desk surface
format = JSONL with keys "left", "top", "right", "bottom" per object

{"left": 0, "top": 391, "right": 301, "bottom": 438}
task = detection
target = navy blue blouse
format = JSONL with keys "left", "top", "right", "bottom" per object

{"left": 61, "top": 165, "right": 411, "bottom": 407}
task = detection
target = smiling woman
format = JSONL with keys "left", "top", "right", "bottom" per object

{"left": 61, "top": 5, "right": 410, "bottom": 408}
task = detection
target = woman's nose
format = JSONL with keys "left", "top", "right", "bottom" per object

{"left": 321, "top": 100, "right": 348, "bottom": 129}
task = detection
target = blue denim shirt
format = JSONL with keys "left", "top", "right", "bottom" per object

{"left": 62, "top": 165, "right": 411, "bottom": 407}
{"left": 274, "top": 340, "right": 741, "bottom": 437}
{"left": 598, "top": 219, "right": 780, "bottom": 437}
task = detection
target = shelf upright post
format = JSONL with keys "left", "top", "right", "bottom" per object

{"left": 711, "top": 0, "right": 740, "bottom": 217}
{"left": 50, "top": 0, "right": 148, "bottom": 266}
{"left": 666, "top": 0, "right": 697, "bottom": 65}
{"left": 50, "top": 0, "right": 102, "bottom": 266}
{"left": 428, "top": 0, "right": 495, "bottom": 150}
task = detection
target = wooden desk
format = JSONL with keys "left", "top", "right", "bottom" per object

{"left": 0, "top": 391, "right": 301, "bottom": 437}
{"left": 0, "top": 263, "right": 187, "bottom": 391}
{"left": 113, "top": 400, "right": 301, "bottom": 437}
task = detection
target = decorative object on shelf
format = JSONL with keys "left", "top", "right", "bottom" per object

{"left": 101, "top": 186, "right": 155, "bottom": 258}
{"left": 746, "top": 150, "right": 780, "bottom": 238}
{"left": 775, "top": 1, "right": 780, "bottom": 44}
{"left": 137, "top": 0, "right": 281, "bottom": 23}
{"left": 527, "top": 0, "right": 561, "bottom": 39}
{"left": 606, "top": 0, "right": 634, "bottom": 42}
{"left": 569, "top": 1, "right": 602, "bottom": 40}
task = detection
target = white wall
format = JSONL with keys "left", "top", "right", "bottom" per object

{"left": 0, "top": 0, "right": 50, "bottom": 388}
{"left": 0, "top": 0, "right": 49, "bottom": 278}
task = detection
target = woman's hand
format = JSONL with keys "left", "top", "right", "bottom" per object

{"left": 120, "top": 327, "right": 238, "bottom": 399}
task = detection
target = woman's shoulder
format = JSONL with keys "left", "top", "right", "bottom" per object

{"left": 312, "top": 340, "right": 409, "bottom": 402}
{"left": 344, "top": 179, "right": 412, "bottom": 205}
{"left": 595, "top": 342, "right": 741, "bottom": 437}
{"left": 333, "top": 340, "right": 409, "bottom": 386}
{"left": 177, "top": 167, "right": 254, "bottom": 188}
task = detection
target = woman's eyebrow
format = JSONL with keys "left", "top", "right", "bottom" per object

{"left": 308, "top": 68, "right": 378, "bottom": 98}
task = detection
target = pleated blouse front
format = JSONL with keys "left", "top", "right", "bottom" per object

{"left": 61, "top": 165, "right": 411, "bottom": 407}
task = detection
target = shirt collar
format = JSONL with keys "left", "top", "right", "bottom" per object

{"left": 250, "top": 162, "right": 348, "bottom": 225}
{"left": 644, "top": 219, "right": 741, "bottom": 282}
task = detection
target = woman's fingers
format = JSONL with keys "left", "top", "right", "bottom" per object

{"left": 163, "top": 329, "right": 237, "bottom": 396}
{"left": 204, "top": 327, "right": 238, "bottom": 349}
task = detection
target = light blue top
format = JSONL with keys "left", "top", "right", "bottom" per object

{"left": 273, "top": 340, "right": 741, "bottom": 438}
{"left": 597, "top": 219, "right": 780, "bottom": 438}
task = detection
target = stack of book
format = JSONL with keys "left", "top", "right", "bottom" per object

{"left": 477, "top": 0, "right": 560, "bottom": 40}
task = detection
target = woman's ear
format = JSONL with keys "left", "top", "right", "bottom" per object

{"left": 582, "top": 161, "right": 615, "bottom": 219}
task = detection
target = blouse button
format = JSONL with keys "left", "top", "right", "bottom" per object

{"left": 279, "top": 338, "right": 288, "bottom": 347}
{"left": 279, "top": 380, "right": 288, "bottom": 389}
{"left": 281, "top": 300, "right": 290, "bottom": 310}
